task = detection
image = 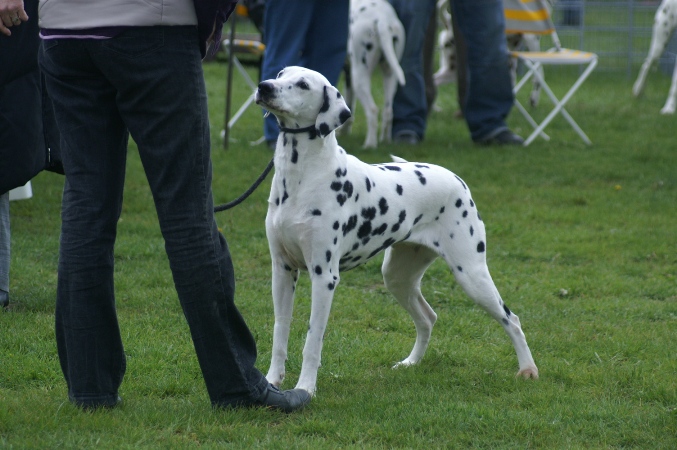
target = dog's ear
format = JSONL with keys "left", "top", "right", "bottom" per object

{"left": 315, "top": 85, "right": 352, "bottom": 137}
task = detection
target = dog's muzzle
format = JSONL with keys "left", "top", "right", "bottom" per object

{"left": 256, "top": 81, "right": 276, "bottom": 105}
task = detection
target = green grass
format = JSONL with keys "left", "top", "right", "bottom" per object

{"left": 1, "top": 59, "right": 676, "bottom": 449}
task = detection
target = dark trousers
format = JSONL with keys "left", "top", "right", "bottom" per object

{"left": 39, "top": 26, "right": 268, "bottom": 408}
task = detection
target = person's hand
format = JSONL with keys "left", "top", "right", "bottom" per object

{"left": 0, "top": 0, "right": 28, "bottom": 37}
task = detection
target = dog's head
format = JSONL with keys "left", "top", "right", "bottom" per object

{"left": 255, "top": 66, "right": 352, "bottom": 137}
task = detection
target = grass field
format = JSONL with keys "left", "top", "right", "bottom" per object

{"left": 1, "top": 57, "right": 676, "bottom": 448}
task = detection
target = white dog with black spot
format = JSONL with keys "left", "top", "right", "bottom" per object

{"left": 342, "top": 0, "right": 406, "bottom": 148}
{"left": 633, "top": 0, "right": 677, "bottom": 114}
{"left": 255, "top": 66, "right": 538, "bottom": 397}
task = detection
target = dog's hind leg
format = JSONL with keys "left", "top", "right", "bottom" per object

{"left": 633, "top": 12, "right": 671, "bottom": 97}
{"left": 379, "top": 69, "right": 400, "bottom": 143}
{"left": 351, "top": 65, "right": 380, "bottom": 148}
{"left": 660, "top": 60, "right": 677, "bottom": 114}
{"left": 381, "top": 243, "right": 439, "bottom": 368}
{"left": 266, "top": 259, "right": 299, "bottom": 388}
{"left": 440, "top": 241, "right": 538, "bottom": 379}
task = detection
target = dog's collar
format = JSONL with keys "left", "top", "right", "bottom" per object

{"left": 279, "top": 125, "right": 318, "bottom": 139}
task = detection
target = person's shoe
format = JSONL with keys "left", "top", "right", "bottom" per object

{"left": 69, "top": 395, "right": 122, "bottom": 411}
{"left": 477, "top": 129, "right": 525, "bottom": 146}
{"left": 254, "top": 383, "right": 311, "bottom": 413}
{"left": 393, "top": 130, "right": 421, "bottom": 145}
{"left": 267, "top": 139, "right": 277, "bottom": 150}
{"left": 0, "top": 290, "right": 8, "bottom": 309}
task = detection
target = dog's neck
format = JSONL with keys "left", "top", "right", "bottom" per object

{"left": 279, "top": 124, "right": 318, "bottom": 139}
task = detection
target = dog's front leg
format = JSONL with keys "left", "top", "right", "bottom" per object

{"left": 295, "top": 271, "right": 340, "bottom": 396}
{"left": 660, "top": 61, "right": 677, "bottom": 114}
{"left": 266, "top": 259, "right": 299, "bottom": 388}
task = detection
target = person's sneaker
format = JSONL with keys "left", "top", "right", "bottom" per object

{"left": 477, "top": 129, "right": 525, "bottom": 146}
{"left": 254, "top": 383, "right": 311, "bottom": 413}
{"left": 0, "top": 290, "right": 8, "bottom": 309}
{"left": 393, "top": 130, "right": 421, "bottom": 145}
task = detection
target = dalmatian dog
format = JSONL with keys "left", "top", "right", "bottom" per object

{"left": 632, "top": 0, "right": 677, "bottom": 115}
{"left": 434, "top": 0, "right": 544, "bottom": 108}
{"left": 342, "top": 0, "right": 406, "bottom": 149}
{"left": 255, "top": 66, "right": 539, "bottom": 397}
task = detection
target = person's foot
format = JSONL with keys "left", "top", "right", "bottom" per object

{"left": 0, "top": 290, "right": 8, "bottom": 309}
{"left": 69, "top": 395, "right": 122, "bottom": 411}
{"left": 476, "top": 129, "right": 525, "bottom": 146}
{"left": 393, "top": 130, "right": 421, "bottom": 145}
{"left": 254, "top": 383, "right": 311, "bottom": 413}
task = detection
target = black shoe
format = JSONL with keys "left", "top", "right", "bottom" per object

{"left": 69, "top": 395, "right": 122, "bottom": 411}
{"left": 393, "top": 130, "right": 421, "bottom": 145}
{"left": 0, "top": 290, "right": 8, "bottom": 309}
{"left": 477, "top": 129, "right": 525, "bottom": 146}
{"left": 254, "top": 383, "right": 311, "bottom": 413}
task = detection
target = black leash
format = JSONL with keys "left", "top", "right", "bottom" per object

{"left": 213, "top": 126, "right": 316, "bottom": 212}
{"left": 213, "top": 157, "right": 275, "bottom": 212}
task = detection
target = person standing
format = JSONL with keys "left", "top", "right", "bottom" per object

{"left": 260, "top": 0, "right": 350, "bottom": 148}
{"left": 37, "top": 0, "right": 310, "bottom": 411}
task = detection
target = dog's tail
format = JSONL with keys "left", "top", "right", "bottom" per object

{"left": 377, "top": 18, "right": 406, "bottom": 86}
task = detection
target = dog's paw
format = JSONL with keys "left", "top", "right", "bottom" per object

{"left": 660, "top": 104, "right": 675, "bottom": 115}
{"left": 391, "top": 358, "right": 418, "bottom": 369}
{"left": 516, "top": 367, "right": 539, "bottom": 380}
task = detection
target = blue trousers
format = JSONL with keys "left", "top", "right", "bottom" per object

{"left": 388, "top": 0, "right": 437, "bottom": 140}
{"left": 0, "top": 192, "right": 8, "bottom": 294}
{"left": 451, "top": 0, "right": 515, "bottom": 141}
{"left": 261, "top": 0, "right": 349, "bottom": 141}
{"left": 39, "top": 26, "right": 268, "bottom": 408}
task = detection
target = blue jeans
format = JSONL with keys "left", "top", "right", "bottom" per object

{"left": 388, "top": 0, "right": 436, "bottom": 140}
{"left": 261, "top": 0, "right": 349, "bottom": 142}
{"left": 451, "top": 0, "right": 515, "bottom": 141}
{"left": 39, "top": 27, "right": 268, "bottom": 408}
{"left": 0, "top": 192, "right": 8, "bottom": 293}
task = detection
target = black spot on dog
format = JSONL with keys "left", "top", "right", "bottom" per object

{"left": 342, "top": 214, "right": 358, "bottom": 236}
{"left": 415, "top": 164, "right": 429, "bottom": 169}
{"left": 318, "top": 122, "right": 330, "bottom": 136}
{"left": 284, "top": 264, "right": 292, "bottom": 271}
{"left": 365, "top": 177, "right": 372, "bottom": 192}
{"left": 372, "top": 223, "right": 387, "bottom": 235}
{"left": 352, "top": 242, "right": 359, "bottom": 251}
{"left": 312, "top": 209, "right": 322, "bottom": 216}
{"left": 463, "top": 210, "right": 468, "bottom": 218}
{"left": 378, "top": 197, "right": 389, "bottom": 215}
{"left": 281, "top": 191, "right": 288, "bottom": 204}
{"left": 337, "top": 194, "right": 347, "bottom": 206}
{"left": 457, "top": 266, "right": 463, "bottom": 272}
{"left": 433, "top": 241, "right": 440, "bottom": 247}
{"left": 439, "top": 206, "right": 445, "bottom": 214}
{"left": 328, "top": 282, "right": 335, "bottom": 290}
{"left": 291, "top": 149, "right": 298, "bottom": 163}
{"left": 333, "top": 221, "right": 340, "bottom": 230}
{"left": 413, "top": 214, "right": 423, "bottom": 225}
{"left": 470, "top": 199, "right": 475, "bottom": 207}
{"left": 470, "top": 226, "right": 474, "bottom": 236}
{"left": 385, "top": 165, "right": 402, "bottom": 171}
{"left": 315, "top": 266, "right": 322, "bottom": 275}
{"left": 414, "top": 170, "right": 426, "bottom": 185}
{"left": 477, "top": 241, "right": 486, "bottom": 253}
{"left": 362, "top": 206, "right": 376, "bottom": 220}
{"left": 503, "top": 304, "right": 512, "bottom": 316}
{"left": 357, "top": 221, "right": 372, "bottom": 239}
{"left": 326, "top": 250, "right": 332, "bottom": 262}
{"left": 396, "top": 184, "right": 403, "bottom": 195}
{"left": 330, "top": 181, "right": 342, "bottom": 191}
{"left": 342, "top": 180, "right": 354, "bottom": 198}
{"left": 455, "top": 199, "right": 463, "bottom": 208}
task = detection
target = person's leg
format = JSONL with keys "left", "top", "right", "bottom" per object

{"left": 422, "top": 6, "right": 437, "bottom": 117}
{"left": 98, "top": 27, "right": 269, "bottom": 407}
{"left": 388, "top": 0, "right": 436, "bottom": 141}
{"left": 40, "top": 38, "right": 128, "bottom": 409}
{"left": 0, "top": 192, "right": 9, "bottom": 308}
{"left": 303, "top": 0, "right": 349, "bottom": 86}
{"left": 450, "top": 0, "right": 515, "bottom": 141}
{"left": 260, "top": 0, "right": 316, "bottom": 143}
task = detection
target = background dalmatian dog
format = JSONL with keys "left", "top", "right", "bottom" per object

{"left": 342, "top": 0, "right": 406, "bottom": 148}
{"left": 632, "top": 0, "right": 677, "bottom": 114}
{"left": 434, "top": 0, "right": 544, "bottom": 108}
{"left": 255, "top": 66, "right": 539, "bottom": 397}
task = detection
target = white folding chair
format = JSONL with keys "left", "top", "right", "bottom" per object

{"left": 504, "top": 0, "right": 598, "bottom": 146}
{"left": 222, "top": 5, "right": 265, "bottom": 148}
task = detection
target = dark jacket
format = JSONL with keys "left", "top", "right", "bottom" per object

{"left": 0, "top": 0, "right": 62, "bottom": 194}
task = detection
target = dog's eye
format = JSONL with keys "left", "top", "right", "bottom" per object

{"left": 276, "top": 70, "right": 284, "bottom": 79}
{"left": 296, "top": 81, "right": 310, "bottom": 90}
